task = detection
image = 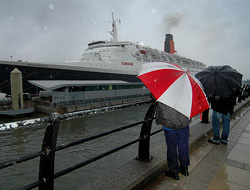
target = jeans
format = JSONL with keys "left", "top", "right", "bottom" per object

{"left": 212, "top": 110, "right": 231, "bottom": 143}
{"left": 163, "top": 125, "right": 190, "bottom": 174}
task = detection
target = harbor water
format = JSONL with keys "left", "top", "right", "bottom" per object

{"left": 0, "top": 103, "right": 164, "bottom": 190}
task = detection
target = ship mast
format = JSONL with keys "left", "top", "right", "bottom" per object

{"left": 111, "top": 12, "right": 118, "bottom": 42}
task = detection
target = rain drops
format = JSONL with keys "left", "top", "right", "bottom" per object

{"left": 215, "top": 96, "right": 220, "bottom": 100}
{"left": 48, "top": 4, "right": 54, "bottom": 10}
{"left": 148, "top": 8, "right": 157, "bottom": 16}
{"left": 151, "top": 8, "right": 157, "bottom": 14}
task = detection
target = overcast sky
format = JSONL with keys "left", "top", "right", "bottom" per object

{"left": 0, "top": 0, "right": 250, "bottom": 80}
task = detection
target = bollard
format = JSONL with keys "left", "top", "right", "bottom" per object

{"left": 39, "top": 112, "right": 60, "bottom": 190}
{"left": 136, "top": 102, "right": 157, "bottom": 161}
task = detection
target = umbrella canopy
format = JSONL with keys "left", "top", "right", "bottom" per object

{"left": 138, "top": 62, "right": 209, "bottom": 119}
{"left": 155, "top": 102, "right": 192, "bottom": 129}
{"left": 195, "top": 65, "right": 243, "bottom": 99}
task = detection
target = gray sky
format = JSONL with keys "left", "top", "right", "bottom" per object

{"left": 1, "top": 0, "right": 250, "bottom": 80}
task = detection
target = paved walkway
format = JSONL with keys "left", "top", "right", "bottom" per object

{"left": 145, "top": 101, "right": 250, "bottom": 190}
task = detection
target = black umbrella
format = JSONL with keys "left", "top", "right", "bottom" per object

{"left": 195, "top": 65, "right": 242, "bottom": 99}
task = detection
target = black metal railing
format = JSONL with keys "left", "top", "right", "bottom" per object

{"left": 0, "top": 102, "right": 160, "bottom": 190}
{"left": 239, "top": 84, "right": 250, "bottom": 101}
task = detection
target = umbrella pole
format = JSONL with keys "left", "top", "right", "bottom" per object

{"left": 136, "top": 102, "right": 157, "bottom": 161}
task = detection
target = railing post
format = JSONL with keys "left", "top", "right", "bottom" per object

{"left": 136, "top": 102, "right": 157, "bottom": 161}
{"left": 245, "top": 86, "right": 249, "bottom": 98}
{"left": 238, "top": 87, "right": 242, "bottom": 102}
{"left": 242, "top": 86, "right": 246, "bottom": 100}
{"left": 39, "top": 112, "right": 60, "bottom": 190}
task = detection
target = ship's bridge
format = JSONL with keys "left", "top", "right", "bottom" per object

{"left": 87, "top": 41, "right": 133, "bottom": 49}
{"left": 83, "top": 41, "right": 139, "bottom": 62}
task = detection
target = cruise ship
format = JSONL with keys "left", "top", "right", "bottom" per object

{"left": 0, "top": 13, "right": 205, "bottom": 95}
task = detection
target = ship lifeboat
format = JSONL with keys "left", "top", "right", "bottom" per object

{"left": 139, "top": 50, "right": 147, "bottom": 54}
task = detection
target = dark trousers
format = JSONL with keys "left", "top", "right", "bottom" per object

{"left": 163, "top": 125, "right": 190, "bottom": 174}
{"left": 201, "top": 109, "right": 209, "bottom": 123}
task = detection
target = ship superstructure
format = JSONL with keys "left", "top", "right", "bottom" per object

{"left": 0, "top": 13, "right": 205, "bottom": 94}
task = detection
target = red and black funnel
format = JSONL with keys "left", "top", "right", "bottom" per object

{"left": 164, "top": 34, "right": 176, "bottom": 54}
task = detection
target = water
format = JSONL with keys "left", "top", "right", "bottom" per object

{"left": 0, "top": 104, "right": 164, "bottom": 190}
{"left": 0, "top": 112, "right": 49, "bottom": 125}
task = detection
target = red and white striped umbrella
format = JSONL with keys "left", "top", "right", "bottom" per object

{"left": 138, "top": 62, "right": 209, "bottom": 119}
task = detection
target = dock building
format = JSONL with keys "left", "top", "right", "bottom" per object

{"left": 28, "top": 80, "right": 151, "bottom": 114}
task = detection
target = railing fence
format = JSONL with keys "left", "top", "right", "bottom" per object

{"left": 0, "top": 102, "right": 160, "bottom": 190}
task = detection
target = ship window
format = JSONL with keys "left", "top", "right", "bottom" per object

{"left": 85, "top": 85, "right": 109, "bottom": 91}
{"left": 69, "top": 86, "right": 85, "bottom": 92}
{"left": 112, "top": 84, "right": 145, "bottom": 90}
{"left": 55, "top": 87, "right": 65, "bottom": 92}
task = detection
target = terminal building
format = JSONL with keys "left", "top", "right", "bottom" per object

{"left": 28, "top": 80, "right": 151, "bottom": 114}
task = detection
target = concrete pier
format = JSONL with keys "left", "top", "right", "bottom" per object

{"left": 80, "top": 98, "right": 250, "bottom": 190}
{"left": 10, "top": 68, "right": 23, "bottom": 110}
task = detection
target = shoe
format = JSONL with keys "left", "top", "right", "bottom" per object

{"left": 165, "top": 170, "right": 180, "bottom": 180}
{"left": 180, "top": 167, "right": 189, "bottom": 176}
{"left": 220, "top": 140, "right": 227, "bottom": 145}
{"left": 208, "top": 139, "right": 220, "bottom": 145}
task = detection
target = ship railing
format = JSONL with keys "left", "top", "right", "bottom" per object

{"left": 57, "top": 94, "right": 151, "bottom": 107}
{"left": 0, "top": 101, "right": 12, "bottom": 110}
{"left": 0, "top": 100, "right": 34, "bottom": 111}
{"left": 0, "top": 102, "right": 160, "bottom": 190}
{"left": 36, "top": 94, "right": 151, "bottom": 108}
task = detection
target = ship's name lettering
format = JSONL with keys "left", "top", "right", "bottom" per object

{"left": 121, "top": 62, "right": 134, "bottom": 66}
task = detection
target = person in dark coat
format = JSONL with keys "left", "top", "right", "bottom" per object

{"left": 156, "top": 102, "right": 191, "bottom": 180}
{"left": 208, "top": 93, "right": 238, "bottom": 145}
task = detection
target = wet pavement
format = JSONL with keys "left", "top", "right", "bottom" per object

{"left": 79, "top": 98, "right": 250, "bottom": 190}
{"left": 145, "top": 100, "right": 250, "bottom": 190}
